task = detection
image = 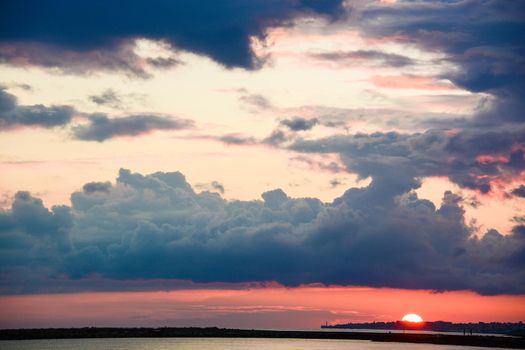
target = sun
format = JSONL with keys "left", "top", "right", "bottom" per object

{"left": 402, "top": 313, "right": 424, "bottom": 323}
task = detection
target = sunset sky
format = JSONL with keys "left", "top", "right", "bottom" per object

{"left": 1, "top": 0, "right": 524, "bottom": 328}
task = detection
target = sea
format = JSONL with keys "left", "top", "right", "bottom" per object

{"left": 0, "top": 338, "right": 515, "bottom": 350}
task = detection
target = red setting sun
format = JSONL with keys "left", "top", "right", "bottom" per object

{"left": 402, "top": 313, "right": 424, "bottom": 323}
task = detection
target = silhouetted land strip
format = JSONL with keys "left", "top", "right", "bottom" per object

{"left": 1, "top": 327, "right": 524, "bottom": 348}
{"left": 323, "top": 321, "right": 525, "bottom": 337}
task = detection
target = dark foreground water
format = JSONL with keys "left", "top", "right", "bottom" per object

{"left": 0, "top": 338, "right": 514, "bottom": 350}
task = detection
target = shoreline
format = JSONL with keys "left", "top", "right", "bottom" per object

{"left": 1, "top": 327, "right": 524, "bottom": 348}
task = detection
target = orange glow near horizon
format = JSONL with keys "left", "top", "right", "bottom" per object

{"left": 1, "top": 286, "right": 524, "bottom": 329}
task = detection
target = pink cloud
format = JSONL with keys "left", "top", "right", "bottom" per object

{"left": 371, "top": 75, "right": 456, "bottom": 90}
{"left": 476, "top": 154, "right": 510, "bottom": 164}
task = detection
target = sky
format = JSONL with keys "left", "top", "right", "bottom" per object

{"left": 0, "top": 0, "right": 524, "bottom": 328}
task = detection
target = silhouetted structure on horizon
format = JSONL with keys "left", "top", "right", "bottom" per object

{"left": 322, "top": 321, "right": 525, "bottom": 336}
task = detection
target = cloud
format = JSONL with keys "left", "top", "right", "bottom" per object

{"left": 83, "top": 182, "right": 111, "bottom": 194}
{"left": 262, "top": 130, "right": 289, "bottom": 145}
{"left": 239, "top": 93, "right": 274, "bottom": 111}
{"left": 309, "top": 50, "right": 414, "bottom": 67}
{"left": 0, "top": 191, "right": 73, "bottom": 281}
{"left": 0, "top": 88, "right": 195, "bottom": 140}
{"left": 280, "top": 117, "right": 319, "bottom": 131}
{"left": 0, "top": 0, "right": 346, "bottom": 72}
{"left": 195, "top": 181, "right": 225, "bottom": 194}
{"left": 89, "top": 89, "right": 122, "bottom": 108}
{"left": 371, "top": 75, "right": 454, "bottom": 90}
{"left": 211, "top": 181, "right": 225, "bottom": 194}
{"left": 145, "top": 56, "right": 182, "bottom": 69}
{"left": 218, "top": 134, "right": 257, "bottom": 145}
{"left": 273, "top": 104, "right": 461, "bottom": 133}
{"left": 289, "top": 127, "right": 525, "bottom": 194}
{"left": 73, "top": 114, "right": 194, "bottom": 142}
{"left": 1, "top": 168, "right": 524, "bottom": 295}
{"left": 358, "top": 0, "right": 525, "bottom": 126}
{"left": 0, "top": 42, "right": 179, "bottom": 78}
{"left": 0, "top": 88, "right": 75, "bottom": 129}
{"left": 329, "top": 179, "right": 344, "bottom": 188}
{"left": 3, "top": 82, "right": 33, "bottom": 92}
{"left": 511, "top": 185, "right": 525, "bottom": 198}
{"left": 290, "top": 155, "right": 347, "bottom": 174}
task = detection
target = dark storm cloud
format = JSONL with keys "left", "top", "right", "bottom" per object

{"left": 511, "top": 185, "right": 525, "bottom": 198}
{"left": 0, "top": 0, "right": 345, "bottom": 72}
{"left": 0, "top": 88, "right": 16, "bottom": 112}
{"left": 280, "top": 117, "right": 319, "bottom": 131}
{"left": 73, "top": 114, "right": 194, "bottom": 142}
{"left": 309, "top": 50, "right": 414, "bottom": 67}
{"left": 1, "top": 168, "right": 524, "bottom": 295}
{"left": 0, "top": 88, "right": 75, "bottom": 129}
{"left": 513, "top": 225, "right": 525, "bottom": 237}
{"left": 0, "top": 192, "right": 72, "bottom": 280}
{"left": 358, "top": 0, "right": 525, "bottom": 126}
{"left": 289, "top": 127, "right": 525, "bottom": 194}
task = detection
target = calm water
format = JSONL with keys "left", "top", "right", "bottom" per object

{"left": 0, "top": 338, "right": 514, "bottom": 350}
